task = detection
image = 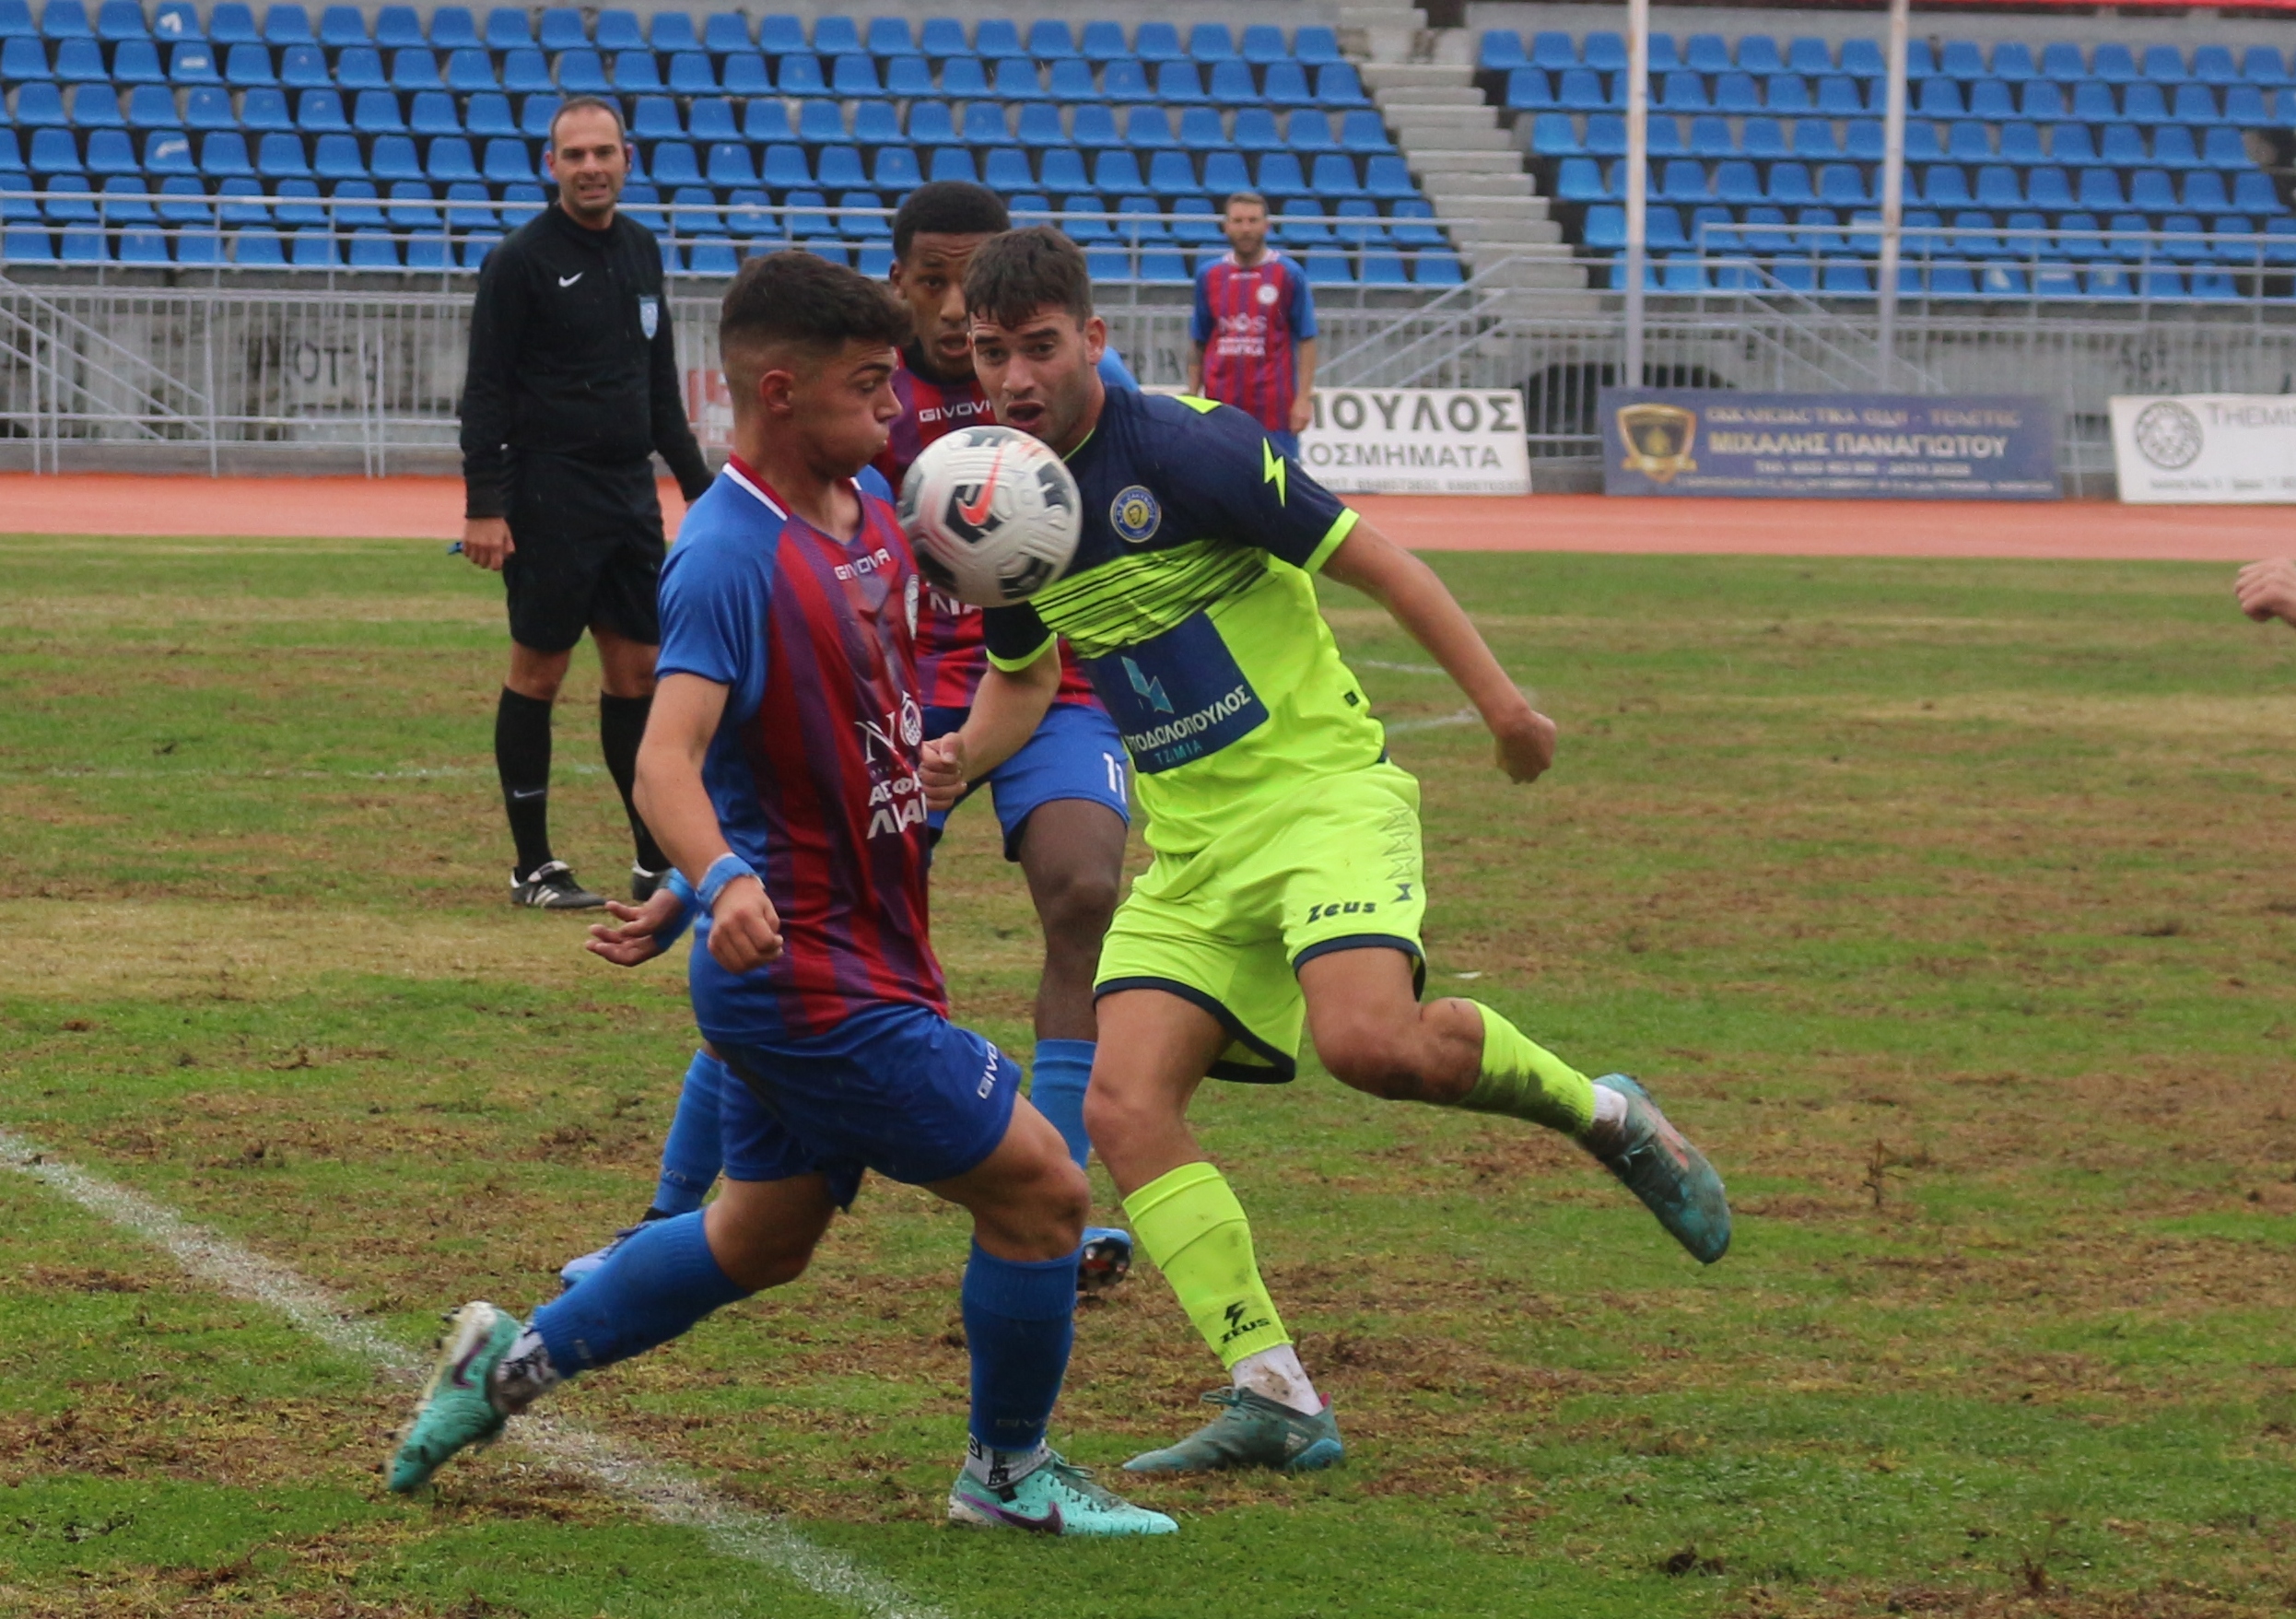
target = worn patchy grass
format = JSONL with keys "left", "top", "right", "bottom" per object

{"left": 3, "top": 533, "right": 2294, "bottom": 1617}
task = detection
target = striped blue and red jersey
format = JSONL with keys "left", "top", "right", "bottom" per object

{"left": 655, "top": 455, "right": 945, "bottom": 1042}
{"left": 1189, "top": 251, "right": 1318, "bottom": 432}
{"left": 871, "top": 345, "right": 1099, "bottom": 710}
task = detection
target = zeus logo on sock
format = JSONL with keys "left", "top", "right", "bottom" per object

{"left": 1303, "top": 900, "right": 1379, "bottom": 924}
{"left": 1218, "top": 1299, "right": 1273, "bottom": 1346}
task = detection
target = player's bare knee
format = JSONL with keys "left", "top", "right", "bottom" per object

{"left": 1035, "top": 866, "right": 1119, "bottom": 952}
{"left": 711, "top": 1230, "right": 818, "bottom": 1293}
{"left": 1082, "top": 1076, "right": 1162, "bottom": 1155}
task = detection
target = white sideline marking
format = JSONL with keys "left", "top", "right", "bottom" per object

{"left": 0, "top": 1128, "right": 946, "bottom": 1619}
{"left": 27, "top": 764, "right": 603, "bottom": 782}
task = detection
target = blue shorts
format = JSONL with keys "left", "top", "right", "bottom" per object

{"left": 711, "top": 1003, "right": 1019, "bottom": 1207}
{"left": 926, "top": 700, "right": 1130, "bottom": 861}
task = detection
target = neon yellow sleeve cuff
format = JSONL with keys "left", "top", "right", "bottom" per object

{"left": 985, "top": 633, "right": 1058, "bottom": 675}
{"left": 1299, "top": 509, "right": 1359, "bottom": 575}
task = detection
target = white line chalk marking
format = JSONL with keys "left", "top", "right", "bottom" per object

{"left": 0, "top": 1128, "right": 945, "bottom": 1619}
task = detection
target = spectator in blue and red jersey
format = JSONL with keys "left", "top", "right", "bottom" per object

{"left": 1189, "top": 190, "right": 1319, "bottom": 458}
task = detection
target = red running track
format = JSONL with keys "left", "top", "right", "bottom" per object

{"left": 0, "top": 474, "right": 2288, "bottom": 560}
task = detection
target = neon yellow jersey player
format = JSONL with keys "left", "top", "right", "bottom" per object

{"left": 931, "top": 229, "right": 1733, "bottom": 1475}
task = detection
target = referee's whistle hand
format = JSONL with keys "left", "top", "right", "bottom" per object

{"left": 708, "top": 878, "right": 784, "bottom": 973}
{"left": 462, "top": 518, "right": 514, "bottom": 571}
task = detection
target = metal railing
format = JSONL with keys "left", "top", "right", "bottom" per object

{"left": 0, "top": 188, "right": 1464, "bottom": 307}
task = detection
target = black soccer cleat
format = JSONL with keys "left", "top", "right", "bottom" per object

{"left": 510, "top": 860, "right": 605, "bottom": 910}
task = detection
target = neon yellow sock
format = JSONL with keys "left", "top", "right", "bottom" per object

{"left": 1456, "top": 1003, "right": 1596, "bottom": 1135}
{"left": 1122, "top": 1162, "right": 1290, "bottom": 1370}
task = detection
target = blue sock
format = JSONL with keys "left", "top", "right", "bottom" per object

{"left": 531, "top": 1212, "right": 749, "bottom": 1375}
{"left": 651, "top": 1049, "right": 725, "bottom": 1216}
{"left": 1030, "top": 1039, "right": 1095, "bottom": 1171}
{"left": 961, "top": 1241, "right": 1077, "bottom": 1457}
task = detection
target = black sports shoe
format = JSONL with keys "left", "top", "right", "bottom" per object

{"left": 509, "top": 860, "right": 605, "bottom": 909}
{"left": 632, "top": 865, "right": 668, "bottom": 903}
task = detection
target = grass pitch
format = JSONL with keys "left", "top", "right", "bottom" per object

{"left": 3, "top": 532, "right": 2294, "bottom": 1618}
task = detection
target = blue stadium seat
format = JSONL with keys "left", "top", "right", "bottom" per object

{"left": 1713, "top": 72, "right": 1760, "bottom": 113}
{"left": 2129, "top": 169, "right": 2177, "bottom": 210}
{"left": 1039, "top": 146, "right": 1086, "bottom": 190}
{"left": 614, "top": 49, "right": 660, "bottom": 91}
{"left": 1682, "top": 33, "right": 1728, "bottom": 74}
{"left": 555, "top": 48, "right": 608, "bottom": 93}
{"left": 2124, "top": 82, "right": 2171, "bottom": 124}
{"left": 933, "top": 53, "right": 987, "bottom": 98}
{"left": 2026, "top": 166, "right": 2073, "bottom": 209}
{"left": 1556, "top": 67, "right": 1609, "bottom": 112}
{"left": 1502, "top": 67, "right": 1550, "bottom": 111}
{"left": 480, "top": 135, "right": 527, "bottom": 182}
{"left": 1837, "top": 38, "right": 1883, "bottom": 78}
{"left": 141, "top": 126, "right": 193, "bottom": 170}
{"left": 793, "top": 99, "right": 841, "bottom": 143}
{"left": 311, "top": 129, "right": 360, "bottom": 176}
{"left": 384, "top": 46, "right": 437, "bottom": 90}
{"left": 1309, "top": 153, "right": 1361, "bottom": 197}
{"left": 1658, "top": 158, "right": 1704, "bottom": 203}
{"left": 349, "top": 88, "right": 401, "bottom": 133}
{"left": 1975, "top": 165, "right": 2021, "bottom": 208}
{"left": 1478, "top": 29, "right": 1523, "bottom": 73}
{"left": 1099, "top": 58, "right": 1150, "bottom": 101}
{"left": 2155, "top": 125, "right": 2202, "bottom": 169}
{"left": 198, "top": 128, "right": 252, "bottom": 176}
{"left": 429, "top": 6, "right": 477, "bottom": 50}
{"left": 263, "top": 3, "right": 310, "bottom": 46}
{"left": 1917, "top": 79, "right": 1962, "bottom": 117}
{"left": 1130, "top": 20, "right": 1180, "bottom": 64}
{"left": 2092, "top": 42, "right": 2138, "bottom": 84}
{"left": 124, "top": 82, "right": 179, "bottom": 128}
{"left": 444, "top": 47, "right": 494, "bottom": 90}
{"left": 1998, "top": 123, "right": 2044, "bottom": 164}
{"left": 1768, "top": 161, "right": 1815, "bottom": 205}
{"left": 2077, "top": 168, "right": 2125, "bottom": 209}
{"left": 1256, "top": 150, "right": 1306, "bottom": 196}
{"left": 958, "top": 100, "right": 1007, "bottom": 143}
{"left": 1553, "top": 156, "right": 1603, "bottom": 202}
{"left": 630, "top": 94, "right": 678, "bottom": 139}
{"left": 49, "top": 33, "right": 98, "bottom": 76}
{"left": 239, "top": 84, "right": 289, "bottom": 129}
{"left": 369, "top": 4, "right": 417, "bottom": 47}
{"left": 1815, "top": 76, "right": 1864, "bottom": 116}
{"left": 1316, "top": 62, "right": 1367, "bottom": 107}
{"left": 591, "top": 8, "right": 640, "bottom": 53}
{"left": 2142, "top": 45, "right": 2188, "bottom": 84}
{"left": 1362, "top": 153, "right": 1412, "bottom": 200}
{"left": 1658, "top": 71, "right": 1706, "bottom": 112}
{"left": 2039, "top": 41, "right": 2085, "bottom": 83}
{"left": 65, "top": 81, "right": 115, "bottom": 123}
{"left": 165, "top": 40, "right": 217, "bottom": 81}
{"left": 2239, "top": 45, "right": 2286, "bottom": 86}
{"left": 1189, "top": 22, "right": 1235, "bottom": 64}
{"left": 1795, "top": 120, "right": 1842, "bottom": 159}
{"left": 110, "top": 36, "right": 160, "bottom": 79}
{"left": 148, "top": 0, "right": 197, "bottom": 39}
{"left": 409, "top": 88, "right": 457, "bottom": 134}
{"left": 14, "top": 80, "right": 64, "bottom": 125}
{"left": 1207, "top": 59, "right": 1255, "bottom": 105}
{"left": 1200, "top": 148, "right": 1248, "bottom": 194}
{"left": 1280, "top": 110, "right": 1332, "bottom": 153}
{"left": 80, "top": 124, "right": 130, "bottom": 170}
{"left": 979, "top": 145, "right": 1027, "bottom": 190}
{"left": 1713, "top": 158, "right": 1762, "bottom": 205}
{"left": 1938, "top": 40, "right": 1985, "bottom": 80}
{"left": 848, "top": 97, "right": 897, "bottom": 142}
{"left": 424, "top": 135, "right": 477, "bottom": 182}
{"left": 1120, "top": 104, "right": 1174, "bottom": 150}
{"left": 1257, "top": 58, "right": 1310, "bottom": 106}
{"left": 203, "top": 2, "right": 255, "bottom": 43}
{"left": 1646, "top": 116, "right": 1684, "bottom": 158}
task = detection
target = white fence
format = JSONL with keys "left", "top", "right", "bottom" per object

{"left": 1, "top": 273, "right": 2291, "bottom": 484}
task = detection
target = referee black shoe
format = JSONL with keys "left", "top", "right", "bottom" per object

{"left": 632, "top": 864, "right": 668, "bottom": 903}
{"left": 510, "top": 861, "right": 605, "bottom": 910}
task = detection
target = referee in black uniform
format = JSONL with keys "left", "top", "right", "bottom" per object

{"left": 459, "top": 95, "right": 712, "bottom": 909}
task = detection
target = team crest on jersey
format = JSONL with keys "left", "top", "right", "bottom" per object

{"left": 1109, "top": 485, "right": 1161, "bottom": 544}
{"left": 638, "top": 296, "right": 659, "bottom": 338}
{"left": 1256, "top": 281, "right": 1279, "bottom": 305}
{"left": 899, "top": 693, "right": 923, "bottom": 747}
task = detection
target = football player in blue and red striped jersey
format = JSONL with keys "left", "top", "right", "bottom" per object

{"left": 556, "top": 188, "right": 1140, "bottom": 1296}
{"left": 1189, "top": 191, "right": 1319, "bottom": 459}
{"left": 388, "top": 250, "right": 1175, "bottom": 1538}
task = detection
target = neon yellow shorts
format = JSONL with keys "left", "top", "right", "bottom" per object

{"left": 1095, "top": 762, "right": 1427, "bottom": 1083}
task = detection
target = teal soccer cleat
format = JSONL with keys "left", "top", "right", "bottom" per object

{"left": 1121, "top": 1388, "right": 1345, "bottom": 1474}
{"left": 387, "top": 1301, "right": 521, "bottom": 1493}
{"left": 1077, "top": 1226, "right": 1132, "bottom": 1296}
{"left": 948, "top": 1453, "right": 1178, "bottom": 1535}
{"left": 1591, "top": 1074, "right": 1732, "bottom": 1264}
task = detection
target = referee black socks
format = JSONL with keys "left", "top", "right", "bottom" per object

{"left": 600, "top": 692, "right": 669, "bottom": 874}
{"left": 496, "top": 686, "right": 555, "bottom": 882}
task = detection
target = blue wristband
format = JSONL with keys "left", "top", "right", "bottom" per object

{"left": 650, "top": 868, "right": 697, "bottom": 951}
{"left": 697, "top": 852, "right": 757, "bottom": 912}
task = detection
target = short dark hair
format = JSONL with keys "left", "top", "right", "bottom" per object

{"left": 1223, "top": 190, "right": 1269, "bottom": 215}
{"left": 720, "top": 248, "right": 911, "bottom": 370}
{"left": 547, "top": 94, "right": 626, "bottom": 148}
{"left": 892, "top": 181, "right": 1011, "bottom": 261}
{"left": 963, "top": 226, "right": 1095, "bottom": 331}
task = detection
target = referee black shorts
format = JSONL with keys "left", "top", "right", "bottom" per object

{"left": 502, "top": 452, "right": 666, "bottom": 654}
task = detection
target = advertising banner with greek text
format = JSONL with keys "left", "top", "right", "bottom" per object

{"left": 1599, "top": 390, "right": 2059, "bottom": 499}
{"left": 2110, "top": 394, "right": 2296, "bottom": 504}
{"left": 1299, "top": 387, "right": 1533, "bottom": 496}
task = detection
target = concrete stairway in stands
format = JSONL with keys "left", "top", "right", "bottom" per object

{"left": 1342, "top": 0, "right": 1599, "bottom": 311}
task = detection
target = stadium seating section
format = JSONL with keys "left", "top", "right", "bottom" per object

{"left": 0, "top": 2, "right": 1461, "bottom": 283}
{"left": 1485, "top": 26, "right": 2296, "bottom": 300}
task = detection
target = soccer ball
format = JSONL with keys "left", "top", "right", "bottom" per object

{"left": 896, "top": 425, "right": 1083, "bottom": 606}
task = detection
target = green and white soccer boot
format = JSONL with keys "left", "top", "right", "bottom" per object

{"left": 1121, "top": 1388, "right": 1345, "bottom": 1474}
{"left": 1590, "top": 1074, "right": 1732, "bottom": 1264}
{"left": 947, "top": 1452, "right": 1178, "bottom": 1535}
{"left": 387, "top": 1300, "right": 521, "bottom": 1493}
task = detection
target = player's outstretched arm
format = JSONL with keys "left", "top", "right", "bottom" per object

{"left": 1320, "top": 520, "right": 1557, "bottom": 785}
{"left": 635, "top": 673, "right": 783, "bottom": 971}
{"left": 920, "top": 648, "right": 1061, "bottom": 811}
{"left": 2235, "top": 558, "right": 2296, "bottom": 628}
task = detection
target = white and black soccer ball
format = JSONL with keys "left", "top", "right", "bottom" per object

{"left": 896, "top": 425, "right": 1082, "bottom": 607}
